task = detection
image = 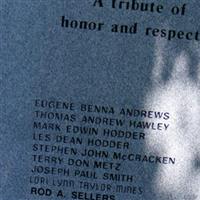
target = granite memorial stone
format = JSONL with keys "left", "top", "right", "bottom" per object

{"left": 1, "top": 0, "right": 200, "bottom": 200}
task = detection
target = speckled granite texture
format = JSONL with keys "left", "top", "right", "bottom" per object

{"left": 1, "top": 1, "right": 200, "bottom": 200}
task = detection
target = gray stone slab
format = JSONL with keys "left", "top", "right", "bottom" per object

{"left": 1, "top": 1, "right": 200, "bottom": 200}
